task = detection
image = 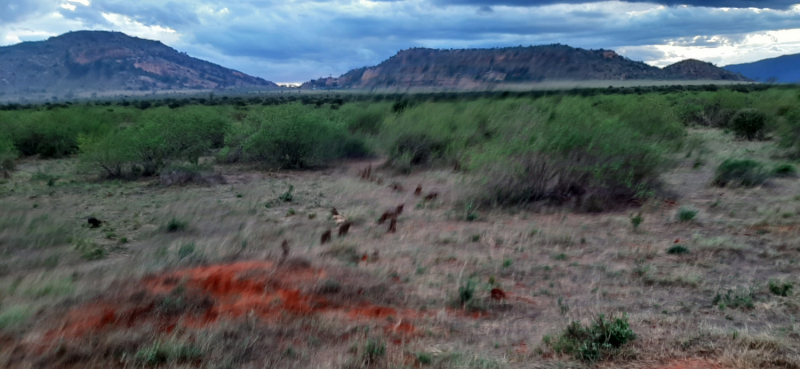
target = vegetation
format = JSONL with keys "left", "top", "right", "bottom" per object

{"left": 713, "top": 159, "right": 770, "bottom": 187}
{"left": 768, "top": 279, "right": 793, "bottom": 297}
{"left": 729, "top": 109, "right": 766, "bottom": 140}
{"left": 677, "top": 208, "right": 698, "bottom": 222}
{"left": 548, "top": 314, "right": 636, "bottom": 362}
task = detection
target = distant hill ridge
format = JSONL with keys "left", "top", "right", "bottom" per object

{"left": 304, "top": 45, "right": 750, "bottom": 89}
{"left": 724, "top": 54, "right": 800, "bottom": 83}
{"left": 0, "top": 31, "right": 276, "bottom": 97}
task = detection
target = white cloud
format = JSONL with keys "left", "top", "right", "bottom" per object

{"left": 100, "top": 12, "right": 181, "bottom": 44}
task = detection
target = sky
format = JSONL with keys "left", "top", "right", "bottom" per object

{"left": 2, "top": 0, "right": 800, "bottom": 83}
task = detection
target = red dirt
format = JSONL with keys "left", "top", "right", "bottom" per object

{"left": 42, "top": 261, "right": 423, "bottom": 343}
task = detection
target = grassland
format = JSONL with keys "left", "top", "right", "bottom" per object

{"left": 1, "top": 85, "right": 800, "bottom": 368}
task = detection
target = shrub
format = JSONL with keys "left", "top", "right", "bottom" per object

{"left": 390, "top": 133, "right": 448, "bottom": 167}
{"left": 713, "top": 159, "right": 769, "bottom": 187}
{"left": 134, "top": 341, "right": 202, "bottom": 366}
{"left": 166, "top": 218, "right": 188, "bottom": 233}
{"left": 768, "top": 279, "right": 793, "bottom": 297}
{"left": 713, "top": 287, "right": 755, "bottom": 310}
{"left": 178, "top": 243, "right": 195, "bottom": 260}
{"left": 677, "top": 208, "right": 697, "bottom": 222}
{"left": 550, "top": 314, "right": 636, "bottom": 362}
{"left": 0, "top": 134, "right": 17, "bottom": 177}
{"left": 0, "top": 305, "right": 30, "bottom": 331}
{"left": 667, "top": 245, "right": 689, "bottom": 255}
{"left": 773, "top": 164, "right": 797, "bottom": 178}
{"left": 630, "top": 213, "right": 643, "bottom": 231}
{"left": 730, "top": 109, "right": 766, "bottom": 140}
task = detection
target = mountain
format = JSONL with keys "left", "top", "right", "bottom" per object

{"left": 724, "top": 54, "right": 800, "bottom": 83}
{"left": 303, "top": 45, "right": 751, "bottom": 89}
{"left": 0, "top": 31, "right": 277, "bottom": 97}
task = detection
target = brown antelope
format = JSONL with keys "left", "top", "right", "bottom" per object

{"left": 414, "top": 185, "right": 422, "bottom": 196}
{"left": 424, "top": 192, "right": 439, "bottom": 202}
{"left": 320, "top": 229, "right": 332, "bottom": 245}
{"left": 387, "top": 218, "right": 397, "bottom": 233}
{"left": 338, "top": 221, "right": 352, "bottom": 237}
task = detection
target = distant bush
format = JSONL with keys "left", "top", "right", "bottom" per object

{"left": 667, "top": 245, "right": 689, "bottom": 254}
{"left": 390, "top": 133, "right": 448, "bottom": 168}
{"left": 773, "top": 164, "right": 797, "bottom": 178}
{"left": 230, "top": 104, "right": 368, "bottom": 169}
{"left": 768, "top": 279, "right": 793, "bottom": 297}
{"left": 730, "top": 109, "right": 766, "bottom": 140}
{"left": 0, "top": 135, "right": 17, "bottom": 177}
{"left": 677, "top": 208, "right": 697, "bottom": 222}
{"left": 549, "top": 314, "right": 636, "bottom": 362}
{"left": 713, "top": 159, "right": 769, "bottom": 187}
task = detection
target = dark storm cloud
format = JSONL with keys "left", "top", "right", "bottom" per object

{"left": 434, "top": 0, "right": 800, "bottom": 9}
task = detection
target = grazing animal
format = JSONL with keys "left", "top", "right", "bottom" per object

{"left": 331, "top": 207, "right": 339, "bottom": 216}
{"left": 390, "top": 182, "right": 404, "bottom": 192}
{"left": 378, "top": 205, "right": 403, "bottom": 224}
{"left": 424, "top": 192, "right": 439, "bottom": 202}
{"left": 378, "top": 211, "right": 393, "bottom": 224}
{"left": 414, "top": 185, "right": 422, "bottom": 196}
{"left": 338, "top": 221, "right": 352, "bottom": 237}
{"left": 87, "top": 217, "right": 103, "bottom": 228}
{"left": 321, "top": 229, "right": 332, "bottom": 245}
{"left": 280, "top": 240, "right": 291, "bottom": 262}
{"left": 387, "top": 218, "right": 397, "bottom": 233}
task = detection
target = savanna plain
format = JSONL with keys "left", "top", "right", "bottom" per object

{"left": 2, "top": 86, "right": 800, "bottom": 369}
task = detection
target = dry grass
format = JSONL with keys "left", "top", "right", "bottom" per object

{"left": 0, "top": 130, "right": 799, "bottom": 368}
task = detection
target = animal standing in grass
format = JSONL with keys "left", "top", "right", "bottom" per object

{"left": 321, "top": 229, "right": 332, "bottom": 245}
{"left": 87, "top": 217, "right": 104, "bottom": 228}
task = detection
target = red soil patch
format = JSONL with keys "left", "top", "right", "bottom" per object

{"left": 43, "top": 261, "right": 422, "bottom": 343}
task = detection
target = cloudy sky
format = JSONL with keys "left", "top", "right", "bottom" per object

{"left": 2, "top": 0, "right": 800, "bottom": 82}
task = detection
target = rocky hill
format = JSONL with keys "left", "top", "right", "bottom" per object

{"left": 0, "top": 31, "right": 276, "bottom": 97}
{"left": 304, "top": 45, "right": 751, "bottom": 89}
{"left": 724, "top": 54, "right": 800, "bottom": 83}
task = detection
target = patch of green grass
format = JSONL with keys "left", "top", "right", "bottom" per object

{"left": 24, "top": 278, "right": 75, "bottom": 298}
{"left": 549, "top": 314, "right": 636, "bottom": 363}
{"left": 502, "top": 259, "right": 513, "bottom": 268}
{"left": 165, "top": 218, "right": 188, "bottom": 233}
{"left": 713, "top": 159, "right": 769, "bottom": 188}
{"left": 416, "top": 352, "right": 433, "bottom": 365}
{"left": 667, "top": 245, "right": 690, "bottom": 255}
{"left": 73, "top": 238, "right": 107, "bottom": 260}
{"left": 134, "top": 341, "right": 202, "bottom": 366}
{"left": 279, "top": 184, "right": 294, "bottom": 202}
{"left": 0, "top": 305, "right": 30, "bottom": 330}
{"left": 774, "top": 164, "right": 798, "bottom": 178}
{"left": 713, "top": 287, "right": 755, "bottom": 310}
{"left": 677, "top": 208, "right": 698, "bottom": 222}
{"left": 552, "top": 253, "right": 568, "bottom": 261}
{"left": 630, "top": 213, "right": 643, "bottom": 231}
{"left": 768, "top": 279, "right": 793, "bottom": 297}
{"left": 178, "top": 243, "right": 195, "bottom": 260}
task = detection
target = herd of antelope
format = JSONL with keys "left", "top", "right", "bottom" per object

{"left": 319, "top": 164, "right": 438, "bottom": 245}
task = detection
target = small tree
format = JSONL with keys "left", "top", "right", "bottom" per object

{"left": 730, "top": 109, "right": 765, "bottom": 140}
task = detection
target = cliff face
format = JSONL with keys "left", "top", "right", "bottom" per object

{"left": 304, "top": 45, "right": 751, "bottom": 89}
{"left": 0, "top": 31, "right": 277, "bottom": 96}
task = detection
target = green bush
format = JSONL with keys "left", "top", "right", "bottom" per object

{"left": 233, "top": 104, "right": 361, "bottom": 169}
{"left": 0, "top": 134, "right": 18, "bottom": 175}
{"left": 667, "top": 245, "right": 689, "bottom": 254}
{"left": 550, "top": 314, "right": 636, "bottom": 362}
{"left": 773, "top": 164, "right": 797, "bottom": 178}
{"left": 134, "top": 341, "right": 202, "bottom": 366}
{"left": 730, "top": 109, "right": 766, "bottom": 140}
{"left": 166, "top": 218, "right": 188, "bottom": 233}
{"left": 713, "top": 159, "right": 769, "bottom": 187}
{"left": 768, "top": 279, "right": 793, "bottom": 297}
{"left": 713, "top": 287, "right": 755, "bottom": 310}
{"left": 677, "top": 208, "right": 697, "bottom": 222}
